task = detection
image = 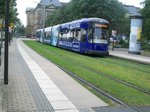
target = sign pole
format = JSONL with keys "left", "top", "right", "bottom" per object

{"left": 4, "top": 0, "right": 10, "bottom": 84}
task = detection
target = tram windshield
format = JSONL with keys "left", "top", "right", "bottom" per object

{"left": 88, "top": 23, "right": 108, "bottom": 44}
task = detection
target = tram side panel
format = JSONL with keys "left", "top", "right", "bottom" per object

{"left": 37, "top": 18, "right": 109, "bottom": 55}
{"left": 51, "top": 25, "right": 60, "bottom": 46}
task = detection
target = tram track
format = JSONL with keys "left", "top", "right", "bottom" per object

{"left": 96, "top": 57, "right": 150, "bottom": 74}
{"left": 57, "top": 64, "right": 140, "bottom": 112}
{"left": 41, "top": 47, "right": 150, "bottom": 96}
{"left": 77, "top": 64, "right": 150, "bottom": 95}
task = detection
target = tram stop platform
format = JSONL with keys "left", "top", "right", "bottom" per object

{"left": 0, "top": 38, "right": 149, "bottom": 112}
{"left": 109, "top": 48, "right": 150, "bottom": 64}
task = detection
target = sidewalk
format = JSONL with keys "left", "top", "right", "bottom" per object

{"left": 1, "top": 40, "right": 54, "bottom": 111}
{"left": 0, "top": 39, "right": 108, "bottom": 112}
{"left": 109, "top": 48, "right": 150, "bottom": 64}
{"left": 1, "top": 39, "right": 149, "bottom": 112}
{"left": 0, "top": 46, "right": 4, "bottom": 111}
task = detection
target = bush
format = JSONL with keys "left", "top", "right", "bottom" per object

{"left": 141, "top": 40, "right": 150, "bottom": 51}
{"left": 118, "top": 39, "right": 129, "bottom": 48}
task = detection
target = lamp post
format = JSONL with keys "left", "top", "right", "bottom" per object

{"left": 42, "top": 6, "right": 46, "bottom": 44}
{"left": 38, "top": 4, "right": 46, "bottom": 44}
{"left": 4, "top": 0, "right": 10, "bottom": 84}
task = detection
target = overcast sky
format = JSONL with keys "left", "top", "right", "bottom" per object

{"left": 16, "top": 0, "right": 144, "bottom": 26}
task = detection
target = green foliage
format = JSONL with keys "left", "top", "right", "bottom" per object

{"left": 46, "top": 6, "right": 71, "bottom": 26}
{"left": 141, "top": 0, "right": 150, "bottom": 40}
{"left": 46, "top": 0, "right": 129, "bottom": 35}
{"left": 141, "top": 39, "right": 150, "bottom": 51}
{"left": 118, "top": 39, "right": 129, "bottom": 48}
{"left": 0, "top": 0, "right": 5, "bottom": 18}
{"left": 10, "top": 0, "right": 19, "bottom": 25}
{"left": 0, "top": 0, "right": 19, "bottom": 26}
{"left": 14, "top": 19, "right": 26, "bottom": 35}
{"left": 17, "top": 25, "right": 26, "bottom": 35}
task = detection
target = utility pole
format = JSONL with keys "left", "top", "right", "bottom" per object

{"left": 38, "top": 0, "right": 53, "bottom": 43}
{"left": 4, "top": 0, "right": 10, "bottom": 84}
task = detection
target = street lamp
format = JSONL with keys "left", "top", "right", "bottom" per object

{"left": 38, "top": 4, "right": 48, "bottom": 44}
{"left": 42, "top": 5, "right": 46, "bottom": 44}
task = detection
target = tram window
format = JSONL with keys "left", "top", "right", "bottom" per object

{"left": 62, "top": 33, "right": 67, "bottom": 40}
{"left": 59, "top": 32, "right": 63, "bottom": 37}
{"left": 46, "top": 32, "right": 51, "bottom": 39}
{"left": 68, "top": 30, "right": 74, "bottom": 42}
{"left": 67, "top": 31, "right": 70, "bottom": 39}
{"left": 74, "top": 29, "right": 81, "bottom": 42}
{"left": 75, "top": 31, "right": 78, "bottom": 37}
{"left": 70, "top": 31, "right": 74, "bottom": 38}
{"left": 94, "top": 28, "right": 107, "bottom": 40}
{"left": 59, "top": 29, "right": 68, "bottom": 41}
{"left": 94, "top": 28, "right": 102, "bottom": 39}
{"left": 44, "top": 32, "right": 46, "bottom": 38}
{"left": 46, "top": 33, "right": 48, "bottom": 38}
{"left": 59, "top": 32, "right": 63, "bottom": 40}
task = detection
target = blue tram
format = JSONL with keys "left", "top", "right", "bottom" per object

{"left": 36, "top": 18, "right": 109, "bottom": 55}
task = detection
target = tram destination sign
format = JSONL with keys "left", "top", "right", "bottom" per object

{"left": 95, "top": 24, "right": 108, "bottom": 28}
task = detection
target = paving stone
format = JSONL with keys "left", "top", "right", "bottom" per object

{"left": 0, "top": 40, "right": 54, "bottom": 111}
{"left": 51, "top": 101, "right": 76, "bottom": 110}
{"left": 0, "top": 80, "right": 2, "bottom": 111}
{"left": 55, "top": 109, "right": 80, "bottom": 112}
{"left": 78, "top": 107, "right": 95, "bottom": 112}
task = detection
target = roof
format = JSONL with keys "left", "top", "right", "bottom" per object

{"left": 79, "top": 18, "right": 109, "bottom": 24}
{"left": 26, "top": 7, "right": 34, "bottom": 13}
{"left": 60, "top": 18, "right": 109, "bottom": 30}
{"left": 124, "top": 5, "right": 141, "bottom": 16}
{"left": 39, "top": 0, "right": 61, "bottom": 7}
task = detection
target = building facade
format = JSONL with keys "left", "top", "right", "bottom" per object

{"left": 124, "top": 5, "right": 140, "bottom": 16}
{"left": 26, "top": 0, "right": 62, "bottom": 37}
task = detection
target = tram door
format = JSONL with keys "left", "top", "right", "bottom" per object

{"left": 80, "top": 29, "right": 87, "bottom": 53}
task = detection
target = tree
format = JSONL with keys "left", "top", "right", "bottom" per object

{"left": 0, "top": 0, "right": 21, "bottom": 44}
{"left": 0, "top": 0, "right": 19, "bottom": 28}
{"left": 141, "top": 0, "right": 150, "bottom": 40}
{"left": 15, "top": 20, "right": 26, "bottom": 36}
{"left": 10, "top": 0, "right": 19, "bottom": 24}
{"left": 46, "top": 0, "right": 129, "bottom": 35}
{"left": 0, "top": 0, "right": 5, "bottom": 17}
{"left": 0, "top": 0, "right": 5, "bottom": 30}
{"left": 46, "top": 6, "right": 71, "bottom": 26}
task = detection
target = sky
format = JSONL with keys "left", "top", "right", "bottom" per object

{"left": 16, "top": 0, "right": 144, "bottom": 26}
